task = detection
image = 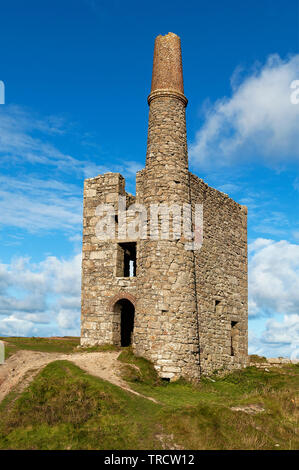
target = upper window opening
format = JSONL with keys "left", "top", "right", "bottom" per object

{"left": 116, "top": 242, "right": 136, "bottom": 277}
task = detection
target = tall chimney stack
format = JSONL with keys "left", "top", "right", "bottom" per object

{"left": 135, "top": 33, "right": 200, "bottom": 381}
{"left": 145, "top": 32, "right": 189, "bottom": 176}
{"left": 149, "top": 32, "right": 187, "bottom": 104}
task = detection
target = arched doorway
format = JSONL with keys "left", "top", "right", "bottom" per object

{"left": 112, "top": 299, "right": 135, "bottom": 346}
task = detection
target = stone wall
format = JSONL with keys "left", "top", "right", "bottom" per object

{"left": 190, "top": 173, "right": 248, "bottom": 375}
{"left": 81, "top": 168, "right": 249, "bottom": 378}
{"left": 81, "top": 173, "right": 137, "bottom": 346}
{"left": 250, "top": 358, "right": 299, "bottom": 369}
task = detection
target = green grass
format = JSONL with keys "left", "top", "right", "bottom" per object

{"left": 0, "top": 337, "right": 121, "bottom": 359}
{"left": 0, "top": 337, "right": 80, "bottom": 358}
{"left": 0, "top": 360, "right": 162, "bottom": 450}
{"left": 79, "top": 344, "right": 121, "bottom": 353}
{"left": 117, "top": 349, "right": 299, "bottom": 449}
{"left": 118, "top": 348, "right": 161, "bottom": 387}
{"left": 249, "top": 354, "right": 268, "bottom": 363}
{"left": 0, "top": 341, "right": 298, "bottom": 450}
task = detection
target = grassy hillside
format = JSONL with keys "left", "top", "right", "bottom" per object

{"left": 0, "top": 342, "right": 298, "bottom": 450}
{"left": 0, "top": 336, "right": 118, "bottom": 359}
{"left": 0, "top": 336, "right": 81, "bottom": 358}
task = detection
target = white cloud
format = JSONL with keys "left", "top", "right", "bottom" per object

{"left": 0, "top": 180, "right": 82, "bottom": 233}
{"left": 0, "top": 105, "right": 80, "bottom": 171}
{"left": 0, "top": 316, "right": 41, "bottom": 337}
{"left": 249, "top": 238, "right": 299, "bottom": 317}
{"left": 40, "top": 255, "right": 82, "bottom": 296}
{"left": 1, "top": 237, "right": 299, "bottom": 356}
{"left": 252, "top": 211, "right": 290, "bottom": 237}
{"left": 0, "top": 104, "right": 141, "bottom": 338}
{"left": 249, "top": 314, "right": 299, "bottom": 358}
{"left": 190, "top": 54, "right": 299, "bottom": 167}
{"left": 248, "top": 238, "right": 299, "bottom": 356}
{"left": 0, "top": 106, "right": 142, "bottom": 234}
{"left": 292, "top": 231, "right": 299, "bottom": 241}
{"left": 0, "top": 106, "right": 85, "bottom": 234}
{"left": 217, "top": 183, "right": 240, "bottom": 194}
{"left": 0, "top": 253, "right": 81, "bottom": 337}
{"left": 263, "top": 314, "right": 299, "bottom": 347}
{"left": 0, "top": 105, "right": 143, "bottom": 180}
{"left": 57, "top": 309, "right": 79, "bottom": 330}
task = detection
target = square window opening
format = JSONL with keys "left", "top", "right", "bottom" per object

{"left": 116, "top": 242, "right": 136, "bottom": 277}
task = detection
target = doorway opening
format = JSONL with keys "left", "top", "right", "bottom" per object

{"left": 113, "top": 299, "right": 135, "bottom": 347}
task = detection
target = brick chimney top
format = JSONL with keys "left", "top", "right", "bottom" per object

{"left": 148, "top": 32, "right": 187, "bottom": 106}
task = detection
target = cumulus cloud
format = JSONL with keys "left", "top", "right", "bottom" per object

{"left": 190, "top": 54, "right": 299, "bottom": 167}
{"left": 249, "top": 238, "right": 299, "bottom": 317}
{"left": 248, "top": 238, "right": 299, "bottom": 357}
{"left": 1, "top": 236, "right": 298, "bottom": 356}
{"left": 263, "top": 314, "right": 299, "bottom": 348}
{"left": 0, "top": 253, "right": 81, "bottom": 337}
{"left": 249, "top": 314, "right": 299, "bottom": 358}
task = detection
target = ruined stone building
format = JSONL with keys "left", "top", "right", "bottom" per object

{"left": 81, "top": 33, "right": 248, "bottom": 380}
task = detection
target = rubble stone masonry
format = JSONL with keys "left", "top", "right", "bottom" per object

{"left": 80, "top": 32, "right": 248, "bottom": 380}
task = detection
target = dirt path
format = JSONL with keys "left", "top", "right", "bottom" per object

{"left": 0, "top": 350, "right": 159, "bottom": 404}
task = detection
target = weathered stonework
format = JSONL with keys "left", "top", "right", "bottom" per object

{"left": 80, "top": 32, "right": 248, "bottom": 380}
{"left": 250, "top": 357, "right": 299, "bottom": 369}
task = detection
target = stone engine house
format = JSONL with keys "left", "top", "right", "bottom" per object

{"left": 81, "top": 33, "right": 248, "bottom": 380}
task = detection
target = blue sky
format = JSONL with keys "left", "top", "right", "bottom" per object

{"left": 0, "top": 0, "right": 298, "bottom": 357}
